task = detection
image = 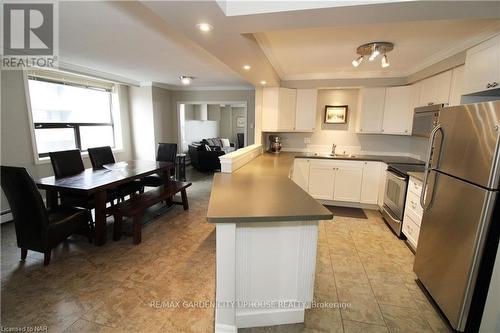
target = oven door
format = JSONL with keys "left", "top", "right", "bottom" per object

{"left": 384, "top": 170, "right": 407, "bottom": 220}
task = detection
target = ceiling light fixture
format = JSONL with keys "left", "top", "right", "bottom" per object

{"left": 352, "top": 55, "right": 364, "bottom": 68}
{"left": 180, "top": 76, "right": 193, "bottom": 85}
{"left": 381, "top": 54, "right": 390, "bottom": 68}
{"left": 196, "top": 23, "right": 213, "bottom": 32}
{"left": 260, "top": 80, "right": 267, "bottom": 85}
{"left": 352, "top": 42, "right": 393, "bottom": 68}
{"left": 243, "top": 65, "right": 251, "bottom": 70}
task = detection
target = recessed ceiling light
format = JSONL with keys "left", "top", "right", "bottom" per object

{"left": 196, "top": 23, "right": 213, "bottom": 32}
{"left": 260, "top": 80, "right": 267, "bottom": 85}
{"left": 243, "top": 65, "right": 251, "bottom": 70}
{"left": 180, "top": 76, "right": 193, "bottom": 85}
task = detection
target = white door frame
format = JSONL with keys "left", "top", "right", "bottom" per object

{"left": 177, "top": 101, "right": 248, "bottom": 152}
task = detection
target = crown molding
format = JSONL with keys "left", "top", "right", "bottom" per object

{"left": 259, "top": 29, "right": 500, "bottom": 82}
{"left": 58, "top": 61, "right": 141, "bottom": 86}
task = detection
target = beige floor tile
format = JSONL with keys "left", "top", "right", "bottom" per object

{"left": 1, "top": 169, "right": 450, "bottom": 333}
{"left": 336, "top": 280, "right": 385, "bottom": 326}
{"left": 380, "top": 304, "right": 433, "bottom": 333}
{"left": 370, "top": 281, "right": 418, "bottom": 308}
{"left": 304, "top": 307, "right": 343, "bottom": 332}
{"left": 342, "top": 320, "right": 389, "bottom": 333}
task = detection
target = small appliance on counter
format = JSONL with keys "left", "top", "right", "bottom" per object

{"left": 268, "top": 135, "right": 282, "bottom": 154}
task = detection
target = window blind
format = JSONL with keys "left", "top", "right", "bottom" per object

{"left": 27, "top": 69, "right": 115, "bottom": 92}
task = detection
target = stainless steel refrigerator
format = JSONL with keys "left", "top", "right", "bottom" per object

{"left": 414, "top": 101, "right": 500, "bottom": 332}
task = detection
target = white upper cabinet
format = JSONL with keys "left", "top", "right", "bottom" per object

{"left": 262, "top": 87, "right": 279, "bottom": 131}
{"left": 383, "top": 86, "right": 414, "bottom": 135}
{"left": 464, "top": 35, "right": 500, "bottom": 95}
{"left": 357, "top": 88, "right": 385, "bottom": 133}
{"left": 449, "top": 65, "right": 465, "bottom": 106}
{"left": 295, "top": 89, "right": 317, "bottom": 132}
{"left": 419, "top": 70, "right": 452, "bottom": 106}
{"left": 279, "top": 88, "right": 297, "bottom": 131}
{"left": 262, "top": 87, "right": 297, "bottom": 132}
{"left": 361, "top": 161, "right": 381, "bottom": 204}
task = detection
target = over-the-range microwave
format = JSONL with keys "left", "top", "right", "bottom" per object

{"left": 411, "top": 104, "right": 445, "bottom": 138}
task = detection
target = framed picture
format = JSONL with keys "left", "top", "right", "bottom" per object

{"left": 324, "top": 105, "right": 348, "bottom": 124}
{"left": 236, "top": 117, "right": 245, "bottom": 128}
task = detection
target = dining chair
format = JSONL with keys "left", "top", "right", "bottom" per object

{"left": 0, "top": 166, "right": 93, "bottom": 265}
{"left": 141, "top": 143, "right": 177, "bottom": 187}
{"left": 49, "top": 149, "right": 119, "bottom": 209}
{"left": 88, "top": 146, "right": 144, "bottom": 200}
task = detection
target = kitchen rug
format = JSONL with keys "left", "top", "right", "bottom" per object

{"left": 324, "top": 205, "right": 368, "bottom": 219}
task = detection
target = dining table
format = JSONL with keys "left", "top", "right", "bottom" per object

{"left": 35, "top": 160, "right": 173, "bottom": 246}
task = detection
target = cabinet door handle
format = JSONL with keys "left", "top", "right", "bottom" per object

{"left": 487, "top": 83, "right": 492, "bottom": 88}
{"left": 493, "top": 82, "right": 499, "bottom": 87}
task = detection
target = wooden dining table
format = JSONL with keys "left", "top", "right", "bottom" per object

{"left": 35, "top": 160, "right": 173, "bottom": 246}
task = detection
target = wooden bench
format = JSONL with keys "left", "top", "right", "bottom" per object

{"left": 107, "top": 181, "right": 191, "bottom": 244}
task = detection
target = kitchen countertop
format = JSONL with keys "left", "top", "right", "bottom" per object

{"left": 408, "top": 171, "right": 425, "bottom": 182}
{"left": 295, "top": 153, "right": 425, "bottom": 165}
{"left": 207, "top": 152, "right": 333, "bottom": 223}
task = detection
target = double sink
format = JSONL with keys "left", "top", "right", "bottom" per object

{"left": 302, "top": 152, "right": 357, "bottom": 159}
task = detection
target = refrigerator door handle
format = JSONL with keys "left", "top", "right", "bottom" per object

{"left": 421, "top": 124, "right": 443, "bottom": 211}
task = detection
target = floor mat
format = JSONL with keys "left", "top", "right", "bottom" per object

{"left": 324, "top": 205, "right": 368, "bottom": 219}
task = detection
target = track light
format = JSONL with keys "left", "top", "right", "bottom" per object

{"left": 369, "top": 49, "right": 380, "bottom": 61}
{"left": 381, "top": 54, "right": 390, "bottom": 68}
{"left": 351, "top": 42, "right": 394, "bottom": 68}
{"left": 352, "top": 56, "right": 364, "bottom": 67}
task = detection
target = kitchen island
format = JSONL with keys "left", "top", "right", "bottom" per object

{"left": 207, "top": 152, "right": 332, "bottom": 332}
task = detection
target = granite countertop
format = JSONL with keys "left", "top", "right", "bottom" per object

{"left": 408, "top": 171, "right": 425, "bottom": 182}
{"left": 207, "top": 153, "right": 333, "bottom": 223}
{"left": 295, "top": 153, "right": 425, "bottom": 165}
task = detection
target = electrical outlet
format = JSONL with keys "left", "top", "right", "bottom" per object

{"left": 304, "top": 137, "right": 311, "bottom": 144}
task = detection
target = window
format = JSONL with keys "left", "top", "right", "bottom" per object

{"left": 27, "top": 71, "right": 120, "bottom": 159}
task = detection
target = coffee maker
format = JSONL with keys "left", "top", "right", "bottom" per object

{"left": 268, "top": 135, "right": 282, "bottom": 154}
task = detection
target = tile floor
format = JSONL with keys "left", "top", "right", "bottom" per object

{"left": 1, "top": 168, "right": 451, "bottom": 333}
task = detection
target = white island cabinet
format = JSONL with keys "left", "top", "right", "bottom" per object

{"left": 208, "top": 154, "right": 332, "bottom": 333}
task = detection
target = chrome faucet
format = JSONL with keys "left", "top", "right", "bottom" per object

{"left": 331, "top": 144, "right": 337, "bottom": 156}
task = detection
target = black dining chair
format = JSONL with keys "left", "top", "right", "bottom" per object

{"left": 49, "top": 149, "right": 119, "bottom": 208}
{"left": 88, "top": 146, "right": 144, "bottom": 200}
{"left": 0, "top": 166, "right": 93, "bottom": 265}
{"left": 141, "top": 143, "right": 177, "bottom": 187}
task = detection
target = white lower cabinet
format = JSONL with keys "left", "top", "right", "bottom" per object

{"left": 293, "top": 158, "right": 382, "bottom": 206}
{"left": 402, "top": 176, "right": 424, "bottom": 249}
{"left": 361, "top": 161, "right": 381, "bottom": 204}
{"left": 334, "top": 166, "right": 363, "bottom": 202}
{"left": 378, "top": 163, "right": 388, "bottom": 210}
{"left": 292, "top": 158, "right": 310, "bottom": 191}
{"left": 308, "top": 162, "right": 335, "bottom": 200}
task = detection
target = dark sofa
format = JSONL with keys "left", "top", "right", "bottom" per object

{"left": 188, "top": 144, "right": 225, "bottom": 172}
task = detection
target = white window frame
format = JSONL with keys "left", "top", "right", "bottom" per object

{"left": 23, "top": 70, "right": 124, "bottom": 164}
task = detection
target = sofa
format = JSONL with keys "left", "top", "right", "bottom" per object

{"left": 202, "top": 138, "right": 236, "bottom": 154}
{"left": 188, "top": 143, "right": 225, "bottom": 172}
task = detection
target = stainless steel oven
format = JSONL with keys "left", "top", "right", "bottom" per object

{"left": 382, "top": 163, "right": 426, "bottom": 237}
{"left": 382, "top": 170, "right": 408, "bottom": 237}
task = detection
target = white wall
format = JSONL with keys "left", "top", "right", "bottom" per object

{"left": 270, "top": 89, "right": 427, "bottom": 159}
{"left": 0, "top": 70, "right": 134, "bottom": 218}
{"left": 129, "top": 86, "right": 156, "bottom": 160}
{"left": 170, "top": 89, "right": 255, "bottom": 146}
